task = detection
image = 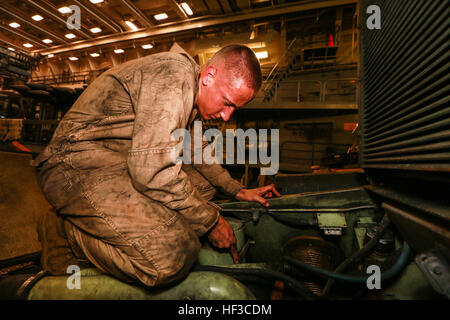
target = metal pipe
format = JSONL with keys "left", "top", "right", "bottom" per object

{"left": 220, "top": 204, "right": 376, "bottom": 214}
{"left": 34, "top": 0, "right": 356, "bottom": 55}
{"left": 120, "top": 0, "right": 153, "bottom": 28}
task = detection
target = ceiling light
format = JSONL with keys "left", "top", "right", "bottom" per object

{"left": 125, "top": 21, "right": 138, "bottom": 31}
{"left": 68, "top": 57, "right": 79, "bottom": 61}
{"left": 141, "top": 44, "right": 153, "bottom": 49}
{"left": 247, "top": 42, "right": 266, "bottom": 49}
{"left": 8, "top": 48, "right": 15, "bottom": 51}
{"left": 47, "top": 54, "right": 54, "bottom": 58}
{"left": 23, "top": 43, "right": 33, "bottom": 48}
{"left": 90, "top": 27, "right": 102, "bottom": 33}
{"left": 58, "top": 7, "right": 72, "bottom": 14}
{"left": 65, "top": 33, "right": 76, "bottom": 39}
{"left": 114, "top": 49, "right": 124, "bottom": 54}
{"left": 154, "top": 13, "right": 168, "bottom": 20}
{"left": 42, "top": 39, "right": 53, "bottom": 44}
{"left": 255, "top": 51, "right": 268, "bottom": 59}
{"left": 181, "top": 3, "right": 193, "bottom": 16}
{"left": 90, "top": 53, "right": 100, "bottom": 57}
{"left": 89, "top": 0, "right": 104, "bottom": 3}
{"left": 32, "top": 15, "right": 44, "bottom": 21}
{"left": 9, "top": 22, "right": 20, "bottom": 28}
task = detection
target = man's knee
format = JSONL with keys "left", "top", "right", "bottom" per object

{"left": 137, "top": 221, "right": 202, "bottom": 287}
{"left": 66, "top": 216, "right": 202, "bottom": 287}
{"left": 153, "top": 236, "right": 201, "bottom": 286}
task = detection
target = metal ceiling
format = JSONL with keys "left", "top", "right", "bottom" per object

{"left": 0, "top": 0, "right": 355, "bottom": 55}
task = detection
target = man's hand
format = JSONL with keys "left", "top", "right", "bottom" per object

{"left": 207, "top": 215, "right": 237, "bottom": 249}
{"left": 235, "top": 184, "right": 281, "bottom": 207}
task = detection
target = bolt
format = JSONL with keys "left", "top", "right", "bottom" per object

{"left": 433, "top": 266, "right": 443, "bottom": 275}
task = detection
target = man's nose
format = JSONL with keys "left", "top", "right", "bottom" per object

{"left": 221, "top": 108, "right": 234, "bottom": 121}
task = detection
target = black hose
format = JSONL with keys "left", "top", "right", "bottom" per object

{"left": 282, "top": 240, "right": 411, "bottom": 284}
{"left": 321, "top": 213, "right": 391, "bottom": 297}
{"left": 192, "top": 265, "right": 319, "bottom": 300}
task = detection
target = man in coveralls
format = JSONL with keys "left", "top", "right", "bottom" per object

{"left": 34, "top": 43, "right": 280, "bottom": 287}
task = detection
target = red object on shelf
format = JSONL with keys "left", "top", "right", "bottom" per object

{"left": 344, "top": 123, "right": 358, "bottom": 131}
{"left": 328, "top": 34, "right": 334, "bottom": 47}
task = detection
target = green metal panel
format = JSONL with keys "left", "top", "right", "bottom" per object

{"left": 28, "top": 268, "right": 256, "bottom": 300}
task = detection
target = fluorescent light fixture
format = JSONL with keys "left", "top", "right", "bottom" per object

{"left": 90, "top": 27, "right": 102, "bottom": 33}
{"left": 114, "top": 49, "right": 124, "bottom": 54}
{"left": 89, "top": 0, "right": 104, "bottom": 3}
{"left": 247, "top": 42, "right": 266, "bottom": 49}
{"left": 32, "top": 15, "right": 44, "bottom": 21}
{"left": 90, "top": 53, "right": 100, "bottom": 57}
{"left": 8, "top": 48, "right": 15, "bottom": 51}
{"left": 65, "top": 33, "right": 76, "bottom": 39}
{"left": 181, "top": 3, "right": 193, "bottom": 15}
{"left": 9, "top": 22, "right": 20, "bottom": 28}
{"left": 23, "top": 43, "right": 33, "bottom": 48}
{"left": 47, "top": 54, "right": 54, "bottom": 58}
{"left": 42, "top": 39, "right": 53, "bottom": 44}
{"left": 255, "top": 51, "right": 268, "bottom": 59}
{"left": 125, "top": 21, "right": 138, "bottom": 31}
{"left": 68, "top": 56, "right": 79, "bottom": 61}
{"left": 141, "top": 44, "right": 153, "bottom": 49}
{"left": 58, "top": 7, "right": 72, "bottom": 14}
{"left": 154, "top": 13, "right": 168, "bottom": 20}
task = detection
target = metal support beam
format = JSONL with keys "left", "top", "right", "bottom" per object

{"left": 35, "top": 0, "right": 356, "bottom": 55}
{"left": 27, "top": 0, "right": 92, "bottom": 39}
{"left": 0, "top": 4, "right": 68, "bottom": 44}
{"left": 169, "top": 0, "right": 189, "bottom": 19}
{"left": 0, "top": 36, "right": 31, "bottom": 54}
{"left": 73, "top": 0, "right": 124, "bottom": 33}
{"left": 0, "top": 25, "right": 49, "bottom": 48}
{"left": 120, "top": 0, "right": 153, "bottom": 28}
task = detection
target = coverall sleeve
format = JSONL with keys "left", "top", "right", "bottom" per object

{"left": 127, "top": 61, "right": 219, "bottom": 236}
{"left": 187, "top": 128, "right": 242, "bottom": 197}
{"left": 193, "top": 162, "right": 242, "bottom": 197}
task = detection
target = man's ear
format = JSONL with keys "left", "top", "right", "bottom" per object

{"left": 202, "top": 65, "right": 216, "bottom": 86}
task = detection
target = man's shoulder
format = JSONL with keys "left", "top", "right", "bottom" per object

{"left": 107, "top": 52, "right": 196, "bottom": 78}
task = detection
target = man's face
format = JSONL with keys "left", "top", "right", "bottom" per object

{"left": 196, "top": 64, "right": 255, "bottom": 121}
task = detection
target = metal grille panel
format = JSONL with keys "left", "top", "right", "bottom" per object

{"left": 360, "top": 0, "right": 450, "bottom": 172}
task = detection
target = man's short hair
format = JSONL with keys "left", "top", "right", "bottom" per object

{"left": 208, "top": 44, "right": 262, "bottom": 93}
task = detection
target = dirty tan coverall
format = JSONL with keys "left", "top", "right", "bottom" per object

{"left": 33, "top": 44, "right": 242, "bottom": 287}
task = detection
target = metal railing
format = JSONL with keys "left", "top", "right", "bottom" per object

{"left": 31, "top": 69, "right": 108, "bottom": 85}
{"left": 255, "top": 78, "right": 358, "bottom": 104}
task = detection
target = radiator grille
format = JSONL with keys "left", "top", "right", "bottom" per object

{"left": 360, "top": 0, "right": 450, "bottom": 172}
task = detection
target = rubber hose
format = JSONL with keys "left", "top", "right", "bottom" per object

{"left": 282, "top": 241, "right": 411, "bottom": 284}
{"left": 321, "top": 213, "right": 391, "bottom": 297}
{"left": 192, "top": 265, "right": 319, "bottom": 300}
